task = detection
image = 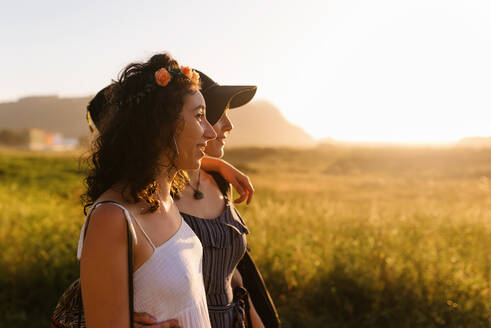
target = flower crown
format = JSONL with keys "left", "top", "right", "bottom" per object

{"left": 155, "top": 66, "right": 200, "bottom": 87}
{"left": 120, "top": 66, "right": 200, "bottom": 108}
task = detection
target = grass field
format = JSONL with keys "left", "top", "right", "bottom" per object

{"left": 0, "top": 146, "right": 490, "bottom": 327}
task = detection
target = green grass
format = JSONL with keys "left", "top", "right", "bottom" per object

{"left": 0, "top": 146, "right": 490, "bottom": 327}
{"left": 0, "top": 152, "right": 85, "bottom": 326}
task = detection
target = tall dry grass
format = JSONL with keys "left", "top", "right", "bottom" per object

{"left": 0, "top": 146, "right": 490, "bottom": 327}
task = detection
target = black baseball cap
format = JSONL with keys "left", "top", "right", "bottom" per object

{"left": 87, "top": 70, "right": 257, "bottom": 129}
{"left": 87, "top": 86, "right": 110, "bottom": 129}
{"left": 196, "top": 70, "right": 257, "bottom": 125}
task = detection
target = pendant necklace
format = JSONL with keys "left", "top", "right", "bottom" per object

{"left": 188, "top": 170, "right": 204, "bottom": 200}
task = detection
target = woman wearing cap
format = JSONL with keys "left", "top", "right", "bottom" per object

{"left": 171, "top": 71, "right": 279, "bottom": 328}
{"left": 77, "top": 53, "right": 218, "bottom": 327}
{"left": 132, "top": 72, "right": 280, "bottom": 328}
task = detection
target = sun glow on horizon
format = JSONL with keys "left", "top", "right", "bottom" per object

{"left": 256, "top": 0, "right": 491, "bottom": 143}
{"left": 1, "top": 0, "right": 490, "bottom": 143}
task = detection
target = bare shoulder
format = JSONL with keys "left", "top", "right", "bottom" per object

{"left": 82, "top": 201, "right": 130, "bottom": 259}
{"left": 86, "top": 188, "right": 129, "bottom": 233}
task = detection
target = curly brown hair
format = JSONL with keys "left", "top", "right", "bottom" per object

{"left": 82, "top": 53, "right": 200, "bottom": 214}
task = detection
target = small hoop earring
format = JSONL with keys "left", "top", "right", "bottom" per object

{"left": 173, "top": 136, "right": 180, "bottom": 155}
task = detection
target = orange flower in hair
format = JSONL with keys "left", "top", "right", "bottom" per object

{"left": 191, "top": 70, "right": 200, "bottom": 84}
{"left": 155, "top": 68, "right": 172, "bottom": 87}
{"left": 180, "top": 66, "right": 193, "bottom": 78}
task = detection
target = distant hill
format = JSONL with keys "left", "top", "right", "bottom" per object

{"left": 227, "top": 100, "right": 315, "bottom": 147}
{"left": 0, "top": 96, "right": 91, "bottom": 138}
{"left": 0, "top": 96, "right": 315, "bottom": 147}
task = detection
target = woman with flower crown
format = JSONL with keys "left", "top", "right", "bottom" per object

{"left": 77, "top": 53, "right": 221, "bottom": 327}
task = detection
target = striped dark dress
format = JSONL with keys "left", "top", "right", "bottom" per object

{"left": 181, "top": 172, "right": 249, "bottom": 328}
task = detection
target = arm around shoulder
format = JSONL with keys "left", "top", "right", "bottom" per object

{"left": 80, "top": 204, "right": 133, "bottom": 328}
{"left": 201, "top": 157, "right": 254, "bottom": 204}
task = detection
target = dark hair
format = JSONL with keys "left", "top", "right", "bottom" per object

{"left": 82, "top": 53, "right": 200, "bottom": 213}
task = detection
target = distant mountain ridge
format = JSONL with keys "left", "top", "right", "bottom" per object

{"left": 0, "top": 96, "right": 315, "bottom": 147}
{"left": 0, "top": 95, "right": 91, "bottom": 138}
{"left": 228, "top": 100, "right": 315, "bottom": 147}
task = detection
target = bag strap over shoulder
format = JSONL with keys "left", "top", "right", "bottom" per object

{"left": 126, "top": 209, "right": 134, "bottom": 327}
{"left": 77, "top": 201, "right": 138, "bottom": 260}
{"left": 83, "top": 200, "right": 138, "bottom": 242}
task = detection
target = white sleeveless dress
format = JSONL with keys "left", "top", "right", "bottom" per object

{"left": 77, "top": 202, "right": 211, "bottom": 328}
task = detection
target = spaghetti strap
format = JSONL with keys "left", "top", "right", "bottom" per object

{"left": 130, "top": 215, "right": 156, "bottom": 250}
{"left": 76, "top": 201, "right": 139, "bottom": 260}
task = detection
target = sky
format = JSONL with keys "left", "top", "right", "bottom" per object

{"left": 1, "top": 0, "right": 491, "bottom": 143}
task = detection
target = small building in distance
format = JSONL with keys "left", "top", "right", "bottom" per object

{"left": 26, "top": 128, "right": 79, "bottom": 151}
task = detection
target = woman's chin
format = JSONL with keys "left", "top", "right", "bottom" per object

{"left": 205, "top": 148, "right": 224, "bottom": 158}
